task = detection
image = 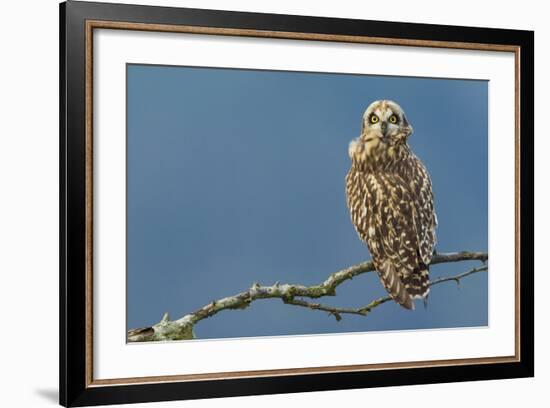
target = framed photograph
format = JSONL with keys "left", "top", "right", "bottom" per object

{"left": 60, "top": 1, "right": 534, "bottom": 406}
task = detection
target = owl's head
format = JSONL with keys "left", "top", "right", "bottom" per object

{"left": 348, "top": 100, "right": 413, "bottom": 167}
{"left": 361, "top": 100, "right": 413, "bottom": 144}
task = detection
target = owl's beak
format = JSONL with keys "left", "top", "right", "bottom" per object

{"left": 379, "top": 122, "right": 390, "bottom": 144}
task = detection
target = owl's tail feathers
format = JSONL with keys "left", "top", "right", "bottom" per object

{"left": 402, "top": 263, "right": 430, "bottom": 301}
{"left": 378, "top": 261, "right": 414, "bottom": 310}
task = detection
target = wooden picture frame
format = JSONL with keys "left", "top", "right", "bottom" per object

{"left": 60, "top": 1, "right": 534, "bottom": 406}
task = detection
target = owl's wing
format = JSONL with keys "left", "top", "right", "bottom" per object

{"left": 406, "top": 156, "right": 437, "bottom": 265}
{"left": 347, "top": 164, "right": 436, "bottom": 308}
{"left": 363, "top": 173, "right": 420, "bottom": 308}
{"left": 366, "top": 173, "right": 420, "bottom": 275}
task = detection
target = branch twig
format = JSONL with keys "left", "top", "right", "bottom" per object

{"left": 127, "top": 251, "right": 488, "bottom": 342}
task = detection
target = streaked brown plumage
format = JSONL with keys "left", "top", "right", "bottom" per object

{"left": 346, "top": 100, "right": 437, "bottom": 309}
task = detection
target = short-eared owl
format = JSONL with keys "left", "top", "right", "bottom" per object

{"left": 346, "top": 100, "right": 437, "bottom": 309}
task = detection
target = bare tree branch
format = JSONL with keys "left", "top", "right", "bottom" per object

{"left": 283, "top": 264, "right": 488, "bottom": 322}
{"left": 282, "top": 295, "right": 392, "bottom": 321}
{"left": 127, "top": 251, "right": 488, "bottom": 342}
{"left": 430, "top": 265, "right": 488, "bottom": 287}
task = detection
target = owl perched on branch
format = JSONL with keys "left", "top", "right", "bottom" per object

{"left": 346, "top": 100, "right": 437, "bottom": 310}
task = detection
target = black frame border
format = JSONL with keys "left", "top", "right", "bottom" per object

{"left": 60, "top": 1, "right": 534, "bottom": 406}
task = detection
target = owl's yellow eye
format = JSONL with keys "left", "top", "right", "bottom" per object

{"left": 370, "top": 115, "right": 379, "bottom": 124}
{"left": 389, "top": 114, "right": 398, "bottom": 124}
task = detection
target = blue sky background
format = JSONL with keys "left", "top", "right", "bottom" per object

{"left": 127, "top": 64, "right": 488, "bottom": 340}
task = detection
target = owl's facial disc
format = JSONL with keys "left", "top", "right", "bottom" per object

{"left": 367, "top": 109, "right": 400, "bottom": 138}
{"left": 362, "top": 100, "right": 413, "bottom": 144}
